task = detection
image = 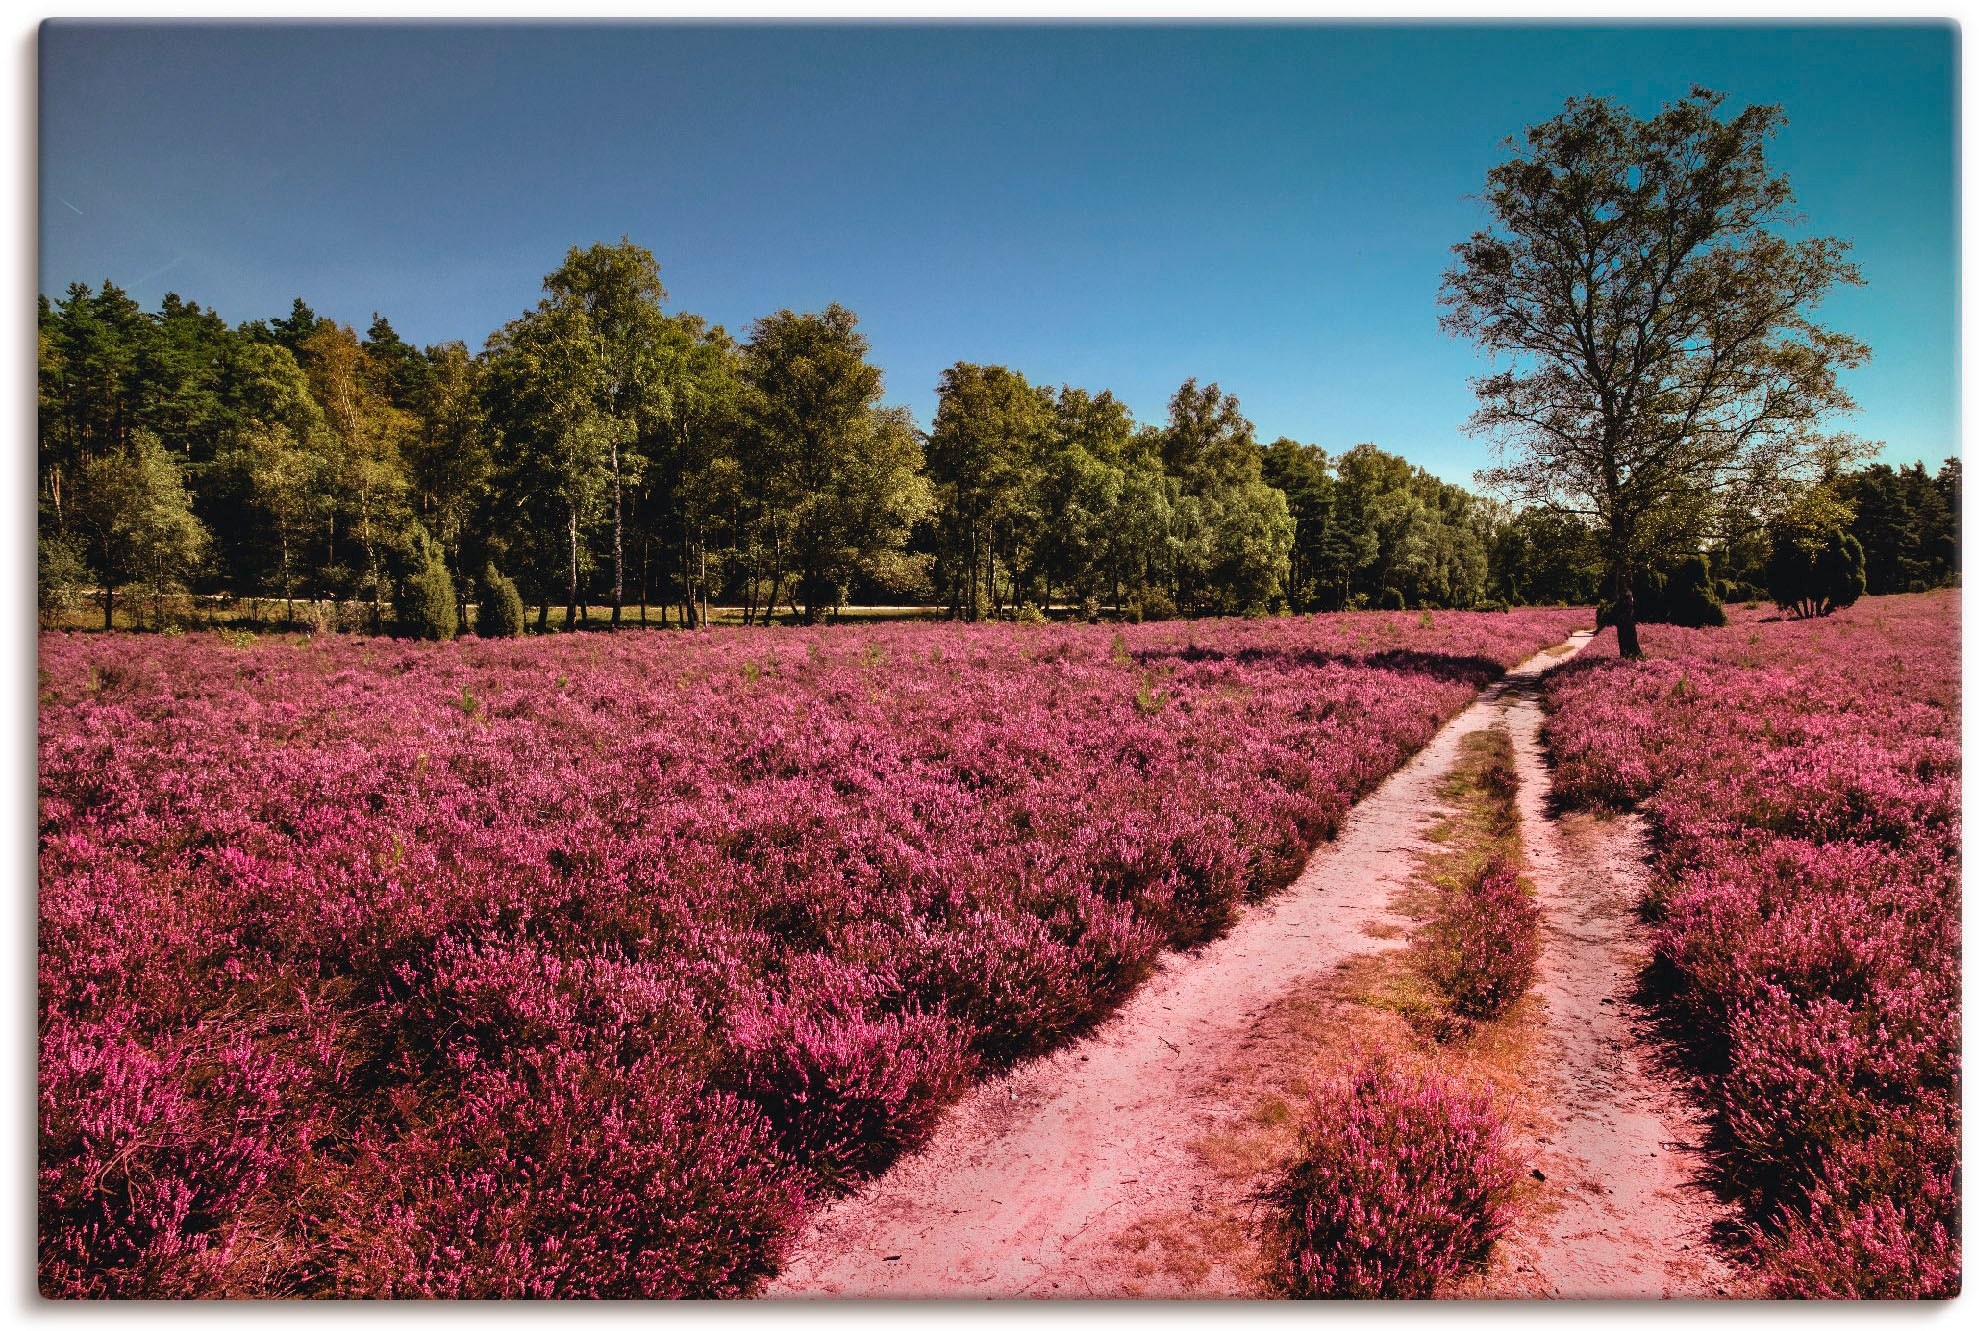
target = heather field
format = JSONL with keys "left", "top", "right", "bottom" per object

{"left": 38, "top": 607, "right": 1581, "bottom": 1297}
{"left": 1542, "top": 591, "right": 1960, "bottom": 1297}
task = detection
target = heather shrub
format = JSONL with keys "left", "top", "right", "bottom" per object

{"left": 1259, "top": 1060, "right": 1518, "bottom": 1298}
{"left": 476, "top": 564, "right": 525, "bottom": 638}
{"left": 1421, "top": 854, "right": 1540, "bottom": 1024}
{"left": 39, "top": 1023, "right": 316, "bottom": 1298}
{"left": 324, "top": 1057, "right": 800, "bottom": 1298}
{"left": 721, "top": 993, "right": 973, "bottom": 1190}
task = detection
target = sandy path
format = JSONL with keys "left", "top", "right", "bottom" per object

{"left": 768, "top": 638, "right": 1592, "bottom": 1300}
{"left": 1490, "top": 672, "right": 1734, "bottom": 1299}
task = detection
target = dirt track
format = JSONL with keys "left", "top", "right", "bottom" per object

{"left": 1488, "top": 679, "right": 1734, "bottom": 1298}
{"left": 767, "top": 632, "right": 1730, "bottom": 1299}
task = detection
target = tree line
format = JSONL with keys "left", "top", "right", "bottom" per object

{"left": 38, "top": 238, "right": 1957, "bottom": 637}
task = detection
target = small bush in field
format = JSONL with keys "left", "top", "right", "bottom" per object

{"left": 397, "top": 527, "right": 458, "bottom": 641}
{"left": 475, "top": 564, "right": 525, "bottom": 638}
{"left": 1422, "top": 854, "right": 1539, "bottom": 1023}
{"left": 1259, "top": 1060, "right": 1518, "bottom": 1298}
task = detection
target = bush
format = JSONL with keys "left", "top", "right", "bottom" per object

{"left": 1123, "top": 586, "right": 1177, "bottom": 623}
{"left": 475, "top": 565, "right": 525, "bottom": 638}
{"left": 719, "top": 995, "right": 973, "bottom": 1192}
{"left": 39, "top": 533, "right": 91, "bottom": 624}
{"left": 1259, "top": 1060, "right": 1518, "bottom": 1298}
{"left": 1595, "top": 554, "right": 1725, "bottom": 629}
{"left": 1661, "top": 555, "right": 1728, "bottom": 627}
{"left": 1767, "top": 526, "right": 1867, "bottom": 619}
{"left": 1421, "top": 854, "right": 1540, "bottom": 1023}
{"left": 397, "top": 528, "right": 457, "bottom": 641}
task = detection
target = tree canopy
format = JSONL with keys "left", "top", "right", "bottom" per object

{"left": 38, "top": 218, "right": 1949, "bottom": 635}
{"left": 1443, "top": 85, "right": 1872, "bottom": 656}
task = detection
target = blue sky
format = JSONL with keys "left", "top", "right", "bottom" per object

{"left": 39, "top": 21, "right": 1959, "bottom": 484}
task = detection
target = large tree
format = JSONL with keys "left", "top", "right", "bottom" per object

{"left": 738, "top": 305, "right": 927, "bottom": 624}
{"left": 538, "top": 240, "right": 669, "bottom": 628}
{"left": 300, "top": 323, "right": 414, "bottom": 630}
{"left": 1441, "top": 86, "right": 1870, "bottom": 656}
{"left": 926, "top": 362, "right": 1052, "bottom": 619}
{"left": 69, "top": 432, "right": 209, "bottom": 629}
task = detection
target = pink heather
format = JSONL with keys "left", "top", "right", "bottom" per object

{"left": 39, "top": 608, "right": 1580, "bottom": 1297}
{"left": 1543, "top": 591, "right": 1959, "bottom": 1299}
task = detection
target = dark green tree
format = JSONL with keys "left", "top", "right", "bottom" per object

{"left": 739, "top": 305, "right": 928, "bottom": 623}
{"left": 1766, "top": 489, "right": 1867, "bottom": 618}
{"left": 927, "top": 362, "right": 1052, "bottom": 619}
{"left": 473, "top": 563, "right": 523, "bottom": 638}
{"left": 397, "top": 524, "right": 458, "bottom": 641}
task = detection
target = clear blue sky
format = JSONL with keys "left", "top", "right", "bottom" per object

{"left": 39, "top": 21, "right": 1959, "bottom": 484}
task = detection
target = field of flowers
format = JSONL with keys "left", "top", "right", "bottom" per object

{"left": 1543, "top": 591, "right": 1960, "bottom": 1298}
{"left": 39, "top": 607, "right": 1582, "bottom": 1298}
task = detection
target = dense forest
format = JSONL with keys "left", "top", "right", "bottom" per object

{"left": 36, "top": 240, "right": 1960, "bottom": 636}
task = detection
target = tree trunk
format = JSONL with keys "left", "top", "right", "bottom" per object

{"left": 1613, "top": 568, "right": 1642, "bottom": 659}
{"left": 610, "top": 443, "right": 624, "bottom": 630}
{"left": 565, "top": 506, "right": 580, "bottom": 632}
{"left": 103, "top": 581, "right": 114, "bottom": 631}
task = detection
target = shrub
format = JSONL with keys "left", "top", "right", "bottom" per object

{"left": 1124, "top": 586, "right": 1177, "bottom": 623}
{"left": 1421, "top": 854, "right": 1539, "bottom": 1023}
{"left": 1766, "top": 499, "right": 1868, "bottom": 619}
{"left": 1661, "top": 555, "right": 1729, "bottom": 627}
{"left": 1259, "top": 1060, "right": 1518, "bottom": 1298}
{"left": 38, "top": 532, "right": 91, "bottom": 623}
{"left": 475, "top": 565, "right": 525, "bottom": 638}
{"left": 1595, "top": 554, "right": 1726, "bottom": 628}
{"left": 397, "top": 528, "right": 457, "bottom": 641}
{"left": 720, "top": 997, "right": 973, "bottom": 1192}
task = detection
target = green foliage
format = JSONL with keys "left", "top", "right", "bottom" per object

{"left": 1835, "top": 459, "right": 1960, "bottom": 595}
{"left": 1661, "top": 555, "right": 1729, "bottom": 628}
{"left": 397, "top": 526, "right": 458, "bottom": 641}
{"left": 739, "top": 306, "right": 927, "bottom": 624}
{"left": 1766, "top": 496, "right": 1868, "bottom": 618}
{"left": 68, "top": 432, "right": 210, "bottom": 628}
{"left": 1488, "top": 507, "right": 1601, "bottom": 606}
{"left": 1597, "top": 553, "right": 1727, "bottom": 629}
{"left": 35, "top": 227, "right": 1910, "bottom": 638}
{"left": 475, "top": 564, "right": 525, "bottom": 638}
{"left": 38, "top": 531, "right": 89, "bottom": 622}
